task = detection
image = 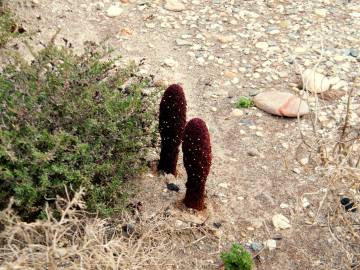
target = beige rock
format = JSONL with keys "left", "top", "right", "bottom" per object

{"left": 224, "top": 70, "right": 238, "bottom": 78}
{"left": 254, "top": 91, "right": 309, "bottom": 117}
{"left": 163, "top": 58, "right": 178, "bottom": 68}
{"left": 315, "top": 8, "right": 327, "bottom": 17}
{"left": 272, "top": 214, "right": 291, "bottom": 230}
{"left": 106, "top": 5, "right": 123, "bottom": 17}
{"left": 231, "top": 109, "right": 244, "bottom": 117}
{"left": 217, "top": 35, "right": 235, "bottom": 43}
{"left": 255, "top": 42, "right": 269, "bottom": 51}
{"left": 332, "top": 80, "right": 347, "bottom": 91}
{"left": 264, "top": 239, "right": 277, "bottom": 251}
{"left": 302, "top": 69, "right": 330, "bottom": 93}
{"left": 294, "top": 47, "right": 307, "bottom": 54}
{"left": 164, "top": 0, "right": 185, "bottom": 12}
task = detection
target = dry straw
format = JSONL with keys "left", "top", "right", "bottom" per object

{"left": 294, "top": 47, "right": 360, "bottom": 269}
{"left": 0, "top": 187, "right": 220, "bottom": 270}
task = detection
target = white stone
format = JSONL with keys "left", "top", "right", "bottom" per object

{"left": 145, "top": 23, "right": 155, "bottom": 28}
{"left": 302, "top": 198, "right": 310, "bottom": 208}
{"left": 55, "top": 248, "right": 67, "bottom": 258}
{"left": 280, "top": 203, "right": 289, "bottom": 209}
{"left": 163, "top": 58, "right": 178, "bottom": 68}
{"left": 176, "top": 39, "right": 192, "bottom": 46}
{"left": 334, "top": 55, "right": 344, "bottom": 62}
{"left": 281, "top": 143, "right": 289, "bottom": 149}
{"left": 272, "top": 214, "right": 291, "bottom": 230}
{"left": 231, "top": 109, "right": 244, "bottom": 117}
{"left": 217, "top": 35, "right": 235, "bottom": 43}
{"left": 300, "top": 157, "right": 309, "bottom": 165}
{"left": 197, "top": 57, "right": 206, "bottom": 66}
{"left": 332, "top": 80, "right": 347, "bottom": 91}
{"left": 318, "top": 115, "right": 328, "bottom": 122}
{"left": 106, "top": 5, "right": 123, "bottom": 17}
{"left": 315, "top": 9, "right": 327, "bottom": 17}
{"left": 218, "top": 183, "right": 229, "bottom": 189}
{"left": 253, "top": 91, "right": 309, "bottom": 117}
{"left": 175, "top": 220, "right": 183, "bottom": 227}
{"left": 264, "top": 239, "right": 277, "bottom": 251}
{"left": 302, "top": 69, "right": 330, "bottom": 93}
{"left": 329, "top": 76, "right": 341, "bottom": 85}
{"left": 164, "top": 0, "right": 185, "bottom": 12}
{"left": 231, "top": 78, "right": 239, "bottom": 84}
{"left": 295, "top": 47, "right": 307, "bottom": 54}
{"left": 255, "top": 42, "right": 269, "bottom": 51}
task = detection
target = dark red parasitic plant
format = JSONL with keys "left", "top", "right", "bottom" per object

{"left": 182, "top": 118, "right": 212, "bottom": 210}
{"left": 158, "top": 84, "right": 187, "bottom": 176}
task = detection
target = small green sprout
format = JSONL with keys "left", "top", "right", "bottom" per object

{"left": 220, "top": 244, "right": 253, "bottom": 270}
{"left": 235, "top": 97, "right": 253, "bottom": 108}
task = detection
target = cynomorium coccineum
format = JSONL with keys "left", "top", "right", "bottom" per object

{"left": 158, "top": 84, "right": 187, "bottom": 176}
{"left": 182, "top": 118, "right": 212, "bottom": 210}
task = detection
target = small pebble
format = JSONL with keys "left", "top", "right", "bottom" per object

{"left": 166, "top": 183, "right": 180, "bottom": 192}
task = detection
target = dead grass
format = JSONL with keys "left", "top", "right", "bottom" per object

{"left": 0, "top": 187, "right": 221, "bottom": 270}
{"left": 296, "top": 65, "right": 360, "bottom": 269}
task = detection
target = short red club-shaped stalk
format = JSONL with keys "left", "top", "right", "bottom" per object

{"left": 182, "top": 118, "right": 212, "bottom": 210}
{"left": 158, "top": 84, "right": 187, "bottom": 176}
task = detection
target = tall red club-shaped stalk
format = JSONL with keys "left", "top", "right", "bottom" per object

{"left": 158, "top": 84, "right": 187, "bottom": 176}
{"left": 182, "top": 118, "right": 212, "bottom": 210}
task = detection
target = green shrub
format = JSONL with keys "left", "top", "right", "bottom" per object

{"left": 221, "top": 244, "right": 253, "bottom": 270}
{"left": 0, "top": 2, "right": 17, "bottom": 47}
{"left": 0, "top": 42, "right": 158, "bottom": 220}
{"left": 235, "top": 97, "right": 253, "bottom": 109}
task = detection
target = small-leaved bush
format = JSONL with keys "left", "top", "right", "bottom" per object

{"left": 221, "top": 244, "right": 253, "bottom": 270}
{"left": 235, "top": 97, "right": 253, "bottom": 109}
{"left": 0, "top": 1, "right": 17, "bottom": 47}
{"left": 0, "top": 42, "right": 158, "bottom": 220}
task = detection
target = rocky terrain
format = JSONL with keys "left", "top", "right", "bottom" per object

{"left": 4, "top": 0, "right": 360, "bottom": 269}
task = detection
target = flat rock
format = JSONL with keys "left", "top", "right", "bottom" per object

{"left": 255, "top": 41, "right": 268, "bottom": 51}
{"left": 164, "top": 0, "right": 185, "bottom": 12}
{"left": 251, "top": 242, "right": 263, "bottom": 252}
{"left": 264, "top": 239, "right": 277, "bottom": 251}
{"left": 254, "top": 91, "right": 309, "bottom": 117}
{"left": 231, "top": 108, "right": 243, "bottom": 117}
{"left": 272, "top": 214, "right": 291, "bottom": 230}
{"left": 163, "top": 58, "right": 178, "bottom": 68}
{"left": 302, "top": 69, "right": 330, "bottom": 93}
{"left": 106, "top": 5, "right": 123, "bottom": 17}
{"left": 176, "top": 39, "right": 192, "bottom": 46}
{"left": 314, "top": 8, "right": 327, "bottom": 17}
{"left": 217, "top": 35, "right": 235, "bottom": 43}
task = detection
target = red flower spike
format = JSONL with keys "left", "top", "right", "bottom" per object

{"left": 182, "top": 118, "right": 212, "bottom": 210}
{"left": 158, "top": 84, "right": 187, "bottom": 176}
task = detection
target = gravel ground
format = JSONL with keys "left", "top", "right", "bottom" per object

{"left": 5, "top": 0, "right": 360, "bottom": 269}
